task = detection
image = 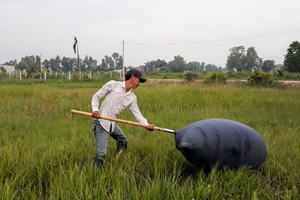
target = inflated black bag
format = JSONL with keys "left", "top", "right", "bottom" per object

{"left": 175, "top": 119, "right": 267, "bottom": 169}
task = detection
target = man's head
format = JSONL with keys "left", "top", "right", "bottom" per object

{"left": 125, "top": 68, "right": 147, "bottom": 83}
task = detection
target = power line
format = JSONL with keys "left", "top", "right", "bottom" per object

{"left": 81, "top": 43, "right": 122, "bottom": 57}
{"left": 126, "top": 29, "right": 300, "bottom": 45}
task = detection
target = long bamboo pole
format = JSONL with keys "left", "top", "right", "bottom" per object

{"left": 70, "top": 109, "right": 175, "bottom": 134}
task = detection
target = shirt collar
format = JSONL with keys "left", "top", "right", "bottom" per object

{"left": 122, "top": 81, "right": 131, "bottom": 94}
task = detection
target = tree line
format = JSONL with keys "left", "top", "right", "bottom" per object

{"left": 2, "top": 41, "right": 300, "bottom": 78}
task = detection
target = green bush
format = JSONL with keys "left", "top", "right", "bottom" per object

{"left": 275, "top": 70, "right": 300, "bottom": 80}
{"left": 276, "top": 70, "right": 284, "bottom": 78}
{"left": 184, "top": 72, "right": 198, "bottom": 82}
{"left": 204, "top": 72, "right": 228, "bottom": 84}
{"left": 248, "top": 70, "right": 276, "bottom": 86}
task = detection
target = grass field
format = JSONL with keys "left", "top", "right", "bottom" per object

{"left": 0, "top": 79, "right": 300, "bottom": 199}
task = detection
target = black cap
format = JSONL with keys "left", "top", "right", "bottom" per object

{"left": 125, "top": 68, "right": 147, "bottom": 83}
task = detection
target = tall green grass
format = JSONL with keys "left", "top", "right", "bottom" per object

{"left": 0, "top": 80, "right": 299, "bottom": 199}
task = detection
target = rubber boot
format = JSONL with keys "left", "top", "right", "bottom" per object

{"left": 94, "top": 157, "right": 104, "bottom": 168}
{"left": 116, "top": 140, "right": 127, "bottom": 153}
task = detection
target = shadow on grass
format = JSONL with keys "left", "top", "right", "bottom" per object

{"left": 178, "top": 162, "right": 210, "bottom": 179}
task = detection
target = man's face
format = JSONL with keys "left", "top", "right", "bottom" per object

{"left": 131, "top": 76, "right": 141, "bottom": 89}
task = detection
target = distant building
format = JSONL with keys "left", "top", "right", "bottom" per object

{"left": 0, "top": 64, "right": 15, "bottom": 74}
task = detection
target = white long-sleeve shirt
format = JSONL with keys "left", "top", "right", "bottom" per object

{"left": 91, "top": 80, "right": 149, "bottom": 132}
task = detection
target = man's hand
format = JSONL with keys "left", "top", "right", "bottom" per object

{"left": 92, "top": 111, "right": 101, "bottom": 119}
{"left": 145, "top": 124, "right": 155, "bottom": 131}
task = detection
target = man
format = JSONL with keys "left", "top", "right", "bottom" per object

{"left": 91, "top": 68, "right": 154, "bottom": 167}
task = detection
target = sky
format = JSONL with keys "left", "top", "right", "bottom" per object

{"left": 1, "top": 0, "right": 300, "bottom": 68}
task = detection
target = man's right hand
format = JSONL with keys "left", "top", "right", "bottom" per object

{"left": 145, "top": 124, "right": 155, "bottom": 131}
{"left": 92, "top": 111, "right": 101, "bottom": 119}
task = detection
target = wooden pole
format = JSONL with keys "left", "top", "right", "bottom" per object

{"left": 70, "top": 109, "right": 175, "bottom": 134}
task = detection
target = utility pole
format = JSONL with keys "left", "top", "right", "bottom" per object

{"left": 77, "top": 42, "right": 80, "bottom": 77}
{"left": 122, "top": 40, "right": 125, "bottom": 80}
{"left": 40, "top": 54, "right": 42, "bottom": 79}
{"left": 73, "top": 37, "right": 81, "bottom": 78}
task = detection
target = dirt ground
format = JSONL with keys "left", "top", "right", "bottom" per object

{"left": 278, "top": 80, "right": 300, "bottom": 87}
{"left": 147, "top": 79, "right": 300, "bottom": 87}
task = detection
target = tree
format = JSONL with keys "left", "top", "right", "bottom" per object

{"left": 145, "top": 59, "right": 167, "bottom": 72}
{"left": 15, "top": 55, "right": 42, "bottom": 77}
{"left": 16, "top": 55, "right": 38, "bottom": 71}
{"left": 43, "top": 59, "right": 50, "bottom": 71}
{"left": 243, "top": 47, "right": 262, "bottom": 71}
{"left": 89, "top": 56, "right": 98, "bottom": 71}
{"left": 226, "top": 46, "right": 245, "bottom": 71}
{"left": 168, "top": 60, "right": 180, "bottom": 72}
{"left": 284, "top": 41, "right": 300, "bottom": 72}
{"left": 187, "top": 61, "right": 200, "bottom": 72}
{"left": 48, "top": 56, "right": 62, "bottom": 72}
{"left": 200, "top": 62, "right": 205, "bottom": 72}
{"left": 16, "top": 55, "right": 41, "bottom": 77}
{"left": 144, "top": 60, "right": 156, "bottom": 72}
{"left": 4, "top": 59, "right": 17, "bottom": 66}
{"left": 61, "top": 57, "right": 76, "bottom": 72}
{"left": 82, "top": 56, "right": 97, "bottom": 72}
{"left": 112, "top": 52, "right": 123, "bottom": 69}
{"left": 168, "top": 55, "right": 186, "bottom": 72}
{"left": 226, "top": 46, "right": 263, "bottom": 71}
{"left": 159, "top": 65, "right": 170, "bottom": 72}
{"left": 261, "top": 60, "right": 275, "bottom": 72}
{"left": 205, "top": 64, "right": 218, "bottom": 72}
{"left": 100, "top": 59, "right": 108, "bottom": 71}
{"left": 105, "top": 56, "right": 114, "bottom": 70}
